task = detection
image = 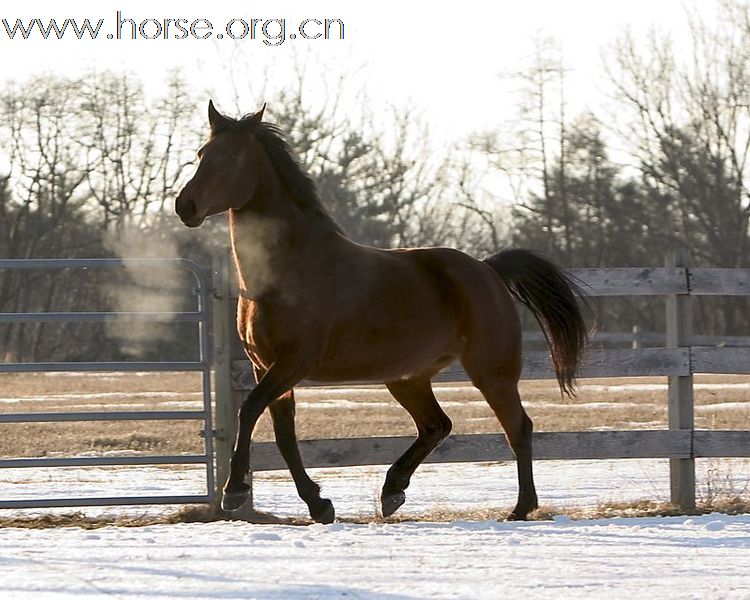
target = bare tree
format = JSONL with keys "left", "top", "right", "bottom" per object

{"left": 607, "top": 0, "right": 750, "bottom": 334}
{"left": 0, "top": 77, "right": 104, "bottom": 360}
{"left": 0, "top": 71, "right": 207, "bottom": 361}
{"left": 609, "top": 3, "right": 750, "bottom": 267}
{"left": 78, "top": 71, "right": 202, "bottom": 230}
{"left": 258, "top": 71, "right": 466, "bottom": 249}
{"left": 474, "top": 37, "right": 572, "bottom": 258}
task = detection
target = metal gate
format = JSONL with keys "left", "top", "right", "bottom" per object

{"left": 0, "top": 258, "right": 215, "bottom": 509}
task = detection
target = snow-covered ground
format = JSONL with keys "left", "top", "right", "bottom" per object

{"left": 1, "top": 459, "right": 750, "bottom": 598}
{"left": 2, "top": 512, "right": 750, "bottom": 599}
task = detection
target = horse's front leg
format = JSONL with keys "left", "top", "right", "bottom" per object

{"left": 221, "top": 360, "right": 305, "bottom": 513}
{"left": 269, "top": 391, "right": 335, "bottom": 523}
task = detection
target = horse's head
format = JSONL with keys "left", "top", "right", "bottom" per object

{"left": 175, "top": 100, "right": 266, "bottom": 227}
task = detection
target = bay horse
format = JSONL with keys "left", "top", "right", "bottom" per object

{"left": 175, "top": 101, "right": 587, "bottom": 523}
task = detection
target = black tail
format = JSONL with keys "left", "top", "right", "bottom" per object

{"left": 484, "top": 249, "right": 588, "bottom": 396}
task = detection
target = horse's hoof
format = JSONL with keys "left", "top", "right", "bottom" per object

{"left": 309, "top": 498, "right": 335, "bottom": 524}
{"left": 506, "top": 503, "right": 537, "bottom": 521}
{"left": 221, "top": 489, "right": 250, "bottom": 512}
{"left": 381, "top": 491, "right": 406, "bottom": 518}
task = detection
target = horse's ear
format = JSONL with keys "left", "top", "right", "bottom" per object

{"left": 208, "top": 99, "right": 229, "bottom": 133}
{"left": 247, "top": 103, "right": 266, "bottom": 126}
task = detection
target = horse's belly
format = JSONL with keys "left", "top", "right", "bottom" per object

{"left": 308, "top": 328, "right": 460, "bottom": 382}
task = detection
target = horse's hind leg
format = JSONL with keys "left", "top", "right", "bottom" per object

{"left": 465, "top": 363, "right": 538, "bottom": 520}
{"left": 269, "top": 391, "right": 334, "bottom": 524}
{"left": 381, "top": 377, "right": 452, "bottom": 517}
{"left": 483, "top": 380, "right": 537, "bottom": 520}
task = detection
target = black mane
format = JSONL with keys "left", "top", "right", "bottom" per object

{"left": 230, "top": 114, "right": 344, "bottom": 234}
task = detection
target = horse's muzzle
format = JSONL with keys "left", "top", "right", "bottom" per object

{"left": 175, "top": 192, "right": 203, "bottom": 228}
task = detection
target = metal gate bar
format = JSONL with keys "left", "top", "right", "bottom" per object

{"left": 0, "top": 411, "right": 207, "bottom": 423}
{"left": 0, "top": 456, "right": 209, "bottom": 468}
{"left": 0, "top": 496, "right": 211, "bottom": 510}
{"left": 0, "top": 361, "right": 204, "bottom": 372}
{"left": 0, "top": 258, "right": 215, "bottom": 509}
{"left": 0, "top": 311, "right": 205, "bottom": 323}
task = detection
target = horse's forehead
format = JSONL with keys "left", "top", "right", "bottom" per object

{"left": 207, "top": 129, "right": 257, "bottom": 153}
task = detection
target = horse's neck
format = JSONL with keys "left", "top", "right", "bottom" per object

{"left": 228, "top": 198, "right": 341, "bottom": 300}
{"left": 229, "top": 208, "right": 285, "bottom": 299}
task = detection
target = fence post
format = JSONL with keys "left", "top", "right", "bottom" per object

{"left": 211, "top": 250, "right": 232, "bottom": 508}
{"left": 665, "top": 248, "right": 695, "bottom": 511}
{"left": 212, "top": 249, "right": 254, "bottom": 516}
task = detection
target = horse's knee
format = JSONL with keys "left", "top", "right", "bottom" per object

{"left": 238, "top": 396, "right": 266, "bottom": 424}
{"left": 271, "top": 392, "right": 295, "bottom": 414}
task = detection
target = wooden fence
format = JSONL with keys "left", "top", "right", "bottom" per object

{"left": 211, "top": 250, "right": 750, "bottom": 512}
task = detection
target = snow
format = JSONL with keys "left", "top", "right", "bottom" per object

{"left": 1, "top": 374, "right": 748, "bottom": 597}
{"left": 1, "top": 512, "right": 749, "bottom": 598}
{"left": 696, "top": 403, "right": 750, "bottom": 413}
{"left": 1, "top": 459, "right": 749, "bottom": 598}
{"left": 298, "top": 399, "right": 392, "bottom": 409}
{"left": 3, "top": 457, "right": 724, "bottom": 515}
{"left": 580, "top": 382, "right": 750, "bottom": 393}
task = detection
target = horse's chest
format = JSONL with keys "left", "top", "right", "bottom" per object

{"left": 236, "top": 299, "right": 308, "bottom": 367}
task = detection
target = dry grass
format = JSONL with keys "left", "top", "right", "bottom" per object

{"left": 4, "top": 496, "right": 749, "bottom": 530}
{"left": 0, "top": 505, "right": 307, "bottom": 530}
{"left": 345, "top": 496, "right": 750, "bottom": 523}
{"left": 0, "top": 372, "right": 204, "bottom": 458}
{"left": 0, "top": 371, "right": 747, "bottom": 528}
{"left": 2, "top": 372, "right": 747, "bottom": 458}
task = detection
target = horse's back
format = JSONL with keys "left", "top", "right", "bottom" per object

{"left": 390, "top": 246, "right": 520, "bottom": 328}
{"left": 309, "top": 245, "right": 521, "bottom": 381}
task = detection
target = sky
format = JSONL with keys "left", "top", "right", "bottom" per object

{"left": 0, "top": 0, "right": 702, "bottom": 147}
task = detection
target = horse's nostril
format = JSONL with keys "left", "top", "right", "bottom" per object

{"left": 177, "top": 194, "right": 196, "bottom": 219}
{"left": 176, "top": 193, "right": 203, "bottom": 227}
